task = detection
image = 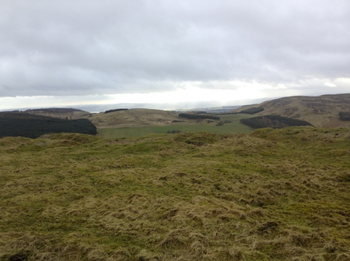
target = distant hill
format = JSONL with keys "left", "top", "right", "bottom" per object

{"left": 0, "top": 112, "right": 97, "bottom": 138}
{"left": 4, "top": 108, "right": 253, "bottom": 138}
{"left": 236, "top": 93, "right": 350, "bottom": 127}
{"left": 24, "top": 108, "right": 91, "bottom": 119}
{"left": 86, "top": 108, "right": 195, "bottom": 128}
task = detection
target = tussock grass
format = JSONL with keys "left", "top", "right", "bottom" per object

{"left": 1, "top": 129, "right": 350, "bottom": 260}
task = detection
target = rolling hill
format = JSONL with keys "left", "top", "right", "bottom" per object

{"left": 24, "top": 108, "right": 92, "bottom": 120}
{"left": 2, "top": 108, "right": 254, "bottom": 139}
{"left": 87, "top": 109, "right": 254, "bottom": 138}
{"left": 86, "top": 108, "right": 191, "bottom": 128}
{"left": 13, "top": 93, "right": 349, "bottom": 139}
{"left": 24, "top": 108, "right": 213, "bottom": 129}
{"left": 237, "top": 93, "right": 350, "bottom": 128}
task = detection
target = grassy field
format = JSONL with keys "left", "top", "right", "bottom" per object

{"left": 1, "top": 127, "right": 350, "bottom": 260}
{"left": 98, "top": 113, "right": 254, "bottom": 139}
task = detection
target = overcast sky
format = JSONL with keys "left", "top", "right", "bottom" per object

{"left": 1, "top": 0, "right": 349, "bottom": 111}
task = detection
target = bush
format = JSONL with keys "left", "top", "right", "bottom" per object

{"left": 167, "top": 130, "right": 182, "bottom": 134}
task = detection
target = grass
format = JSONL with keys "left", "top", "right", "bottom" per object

{"left": 1, "top": 127, "right": 350, "bottom": 260}
{"left": 98, "top": 126, "right": 154, "bottom": 139}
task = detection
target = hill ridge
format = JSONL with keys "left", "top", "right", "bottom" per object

{"left": 238, "top": 93, "right": 350, "bottom": 127}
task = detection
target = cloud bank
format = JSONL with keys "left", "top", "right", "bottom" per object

{"left": 1, "top": 0, "right": 349, "bottom": 109}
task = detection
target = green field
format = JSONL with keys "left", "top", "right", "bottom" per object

{"left": 98, "top": 113, "right": 254, "bottom": 139}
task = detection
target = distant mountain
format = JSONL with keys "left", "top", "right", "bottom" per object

{"left": 24, "top": 108, "right": 91, "bottom": 119}
{"left": 236, "top": 93, "right": 350, "bottom": 127}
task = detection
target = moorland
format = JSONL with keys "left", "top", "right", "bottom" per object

{"left": 1, "top": 127, "right": 350, "bottom": 260}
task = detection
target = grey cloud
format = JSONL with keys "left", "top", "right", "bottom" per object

{"left": 1, "top": 0, "right": 350, "bottom": 98}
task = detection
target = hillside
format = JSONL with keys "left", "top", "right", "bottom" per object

{"left": 237, "top": 94, "right": 350, "bottom": 128}
{"left": 1, "top": 108, "right": 255, "bottom": 139}
{"left": 86, "top": 108, "right": 189, "bottom": 128}
{"left": 91, "top": 110, "right": 254, "bottom": 139}
{"left": 1, "top": 127, "right": 350, "bottom": 260}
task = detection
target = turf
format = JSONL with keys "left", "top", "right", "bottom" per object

{"left": 1, "top": 127, "right": 350, "bottom": 260}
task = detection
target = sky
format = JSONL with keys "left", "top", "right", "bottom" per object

{"left": 1, "top": 0, "right": 350, "bottom": 111}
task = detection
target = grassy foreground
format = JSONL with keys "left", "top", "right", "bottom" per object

{"left": 1, "top": 127, "right": 350, "bottom": 260}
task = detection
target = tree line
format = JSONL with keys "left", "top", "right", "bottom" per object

{"left": 240, "top": 115, "right": 312, "bottom": 129}
{"left": 178, "top": 113, "right": 220, "bottom": 120}
{"left": 339, "top": 112, "right": 350, "bottom": 121}
{"left": 0, "top": 112, "right": 97, "bottom": 138}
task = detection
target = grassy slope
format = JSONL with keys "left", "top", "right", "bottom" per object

{"left": 87, "top": 109, "right": 185, "bottom": 129}
{"left": 98, "top": 113, "right": 254, "bottom": 139}
{"left": 1, "top": 128, "right": 350, "bottom": 260}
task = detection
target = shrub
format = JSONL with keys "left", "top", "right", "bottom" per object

{"left": 167, "top": 130, "right": 182, "bottom": 134}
